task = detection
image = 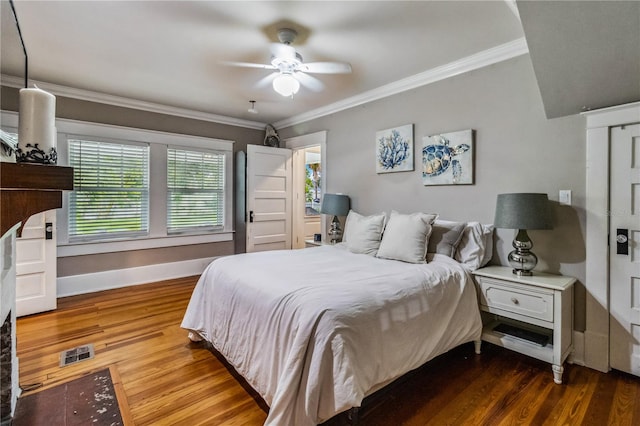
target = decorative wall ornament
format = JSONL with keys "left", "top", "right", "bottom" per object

{"left": 422, "top": 129, "right": 474, "bottom": 185}
{"left": 376, "top": 124, "right": 414, "bottom": 173}
{"left": 264, "top": 124, "right": 281, "bottom": 147}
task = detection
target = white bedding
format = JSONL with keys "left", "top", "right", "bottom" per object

{"left": 181, "top": 244, "right": 482, "bottom": 425}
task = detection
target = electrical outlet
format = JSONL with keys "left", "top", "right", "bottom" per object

{"left": 559, "top": 190, "right": 572, "bottom": 206}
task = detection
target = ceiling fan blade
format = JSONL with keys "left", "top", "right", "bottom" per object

{"left": 269, "top": 43, "right": 297, "bottom": 60}
{"left": 295, "top": 72, "right": 325, "bottom": 92}
{"left": 255, "top": 72, "right": 278, "bottom": 89}
{"left": 220, "top": 61, "right": 276, "bottom": 70}
{"left": 300, "top": 61, "right": 352, "bottom": 74}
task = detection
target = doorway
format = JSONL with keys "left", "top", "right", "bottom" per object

{"left": 584, "top": 102, "right": 640, "bottom": 374}
{"left": 609, "top": 123, "right": 640, "bottom": 376}
{"left": 293, "top": 146, "right": 322, "bottom": 248}
{"left": 284, "top": 131, "right": 327, "bottom": 249}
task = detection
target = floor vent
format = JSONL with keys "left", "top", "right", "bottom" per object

{"left": 59, "top": 344, "right": 94, "bottom": 367}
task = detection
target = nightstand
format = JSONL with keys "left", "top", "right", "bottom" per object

{"left": 472, "top": 266, "right": 575, "bottom": 384}
{"left": 304, "top": 239, "right": 329, "bottom": 248}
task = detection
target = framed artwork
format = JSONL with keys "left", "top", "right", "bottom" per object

{"left": 422, "top": 129, "right": 474, "bottom": 185}
{"left": 376, "top": 124, "right": 414, "bottom": 173}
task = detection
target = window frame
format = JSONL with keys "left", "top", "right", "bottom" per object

{"left": 67, "top": 137, "right": 151, "bottom": 242}
{"left": 166, "top": 145, "right": 227, "bottom": 235}
{"left": 0, "top": 112, "right": 234, "bottom": 257}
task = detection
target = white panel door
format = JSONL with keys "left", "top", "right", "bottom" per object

{"left": 246, "top": 145, "right": 292, "bottom": 252}
{"left": 610, "top": 123, "right": 640, "bottom": 376}
{"left": 16, "top": 210, "right": 57, "bottom": 316}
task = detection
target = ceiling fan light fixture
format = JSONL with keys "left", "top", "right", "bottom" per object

{"left": 273, "top": 74, "right": 300, "bottom": 97}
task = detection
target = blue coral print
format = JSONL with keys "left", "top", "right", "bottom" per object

{"left": 376, "top": 124, "right": 414, "bottom": 173}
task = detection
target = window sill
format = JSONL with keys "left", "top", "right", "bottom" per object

{"left": 58, "top": 232, "right": 233, "bottom": 257}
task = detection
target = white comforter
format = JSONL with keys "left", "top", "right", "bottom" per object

{"left": 181, "top": 245, "right": 482, "bottom": 425}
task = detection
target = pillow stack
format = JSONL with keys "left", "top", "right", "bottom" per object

{"left": 340, "top": 209, "right": 494, "bottom": 269}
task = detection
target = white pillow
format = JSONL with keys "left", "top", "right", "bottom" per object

{"left": 427, "top": 219, "right": 466, "bottom": 257}
{"left": 480, "top": 224, "right": 495, "bottom": 266}
{"left": 455, "top": 222, "right": 495, "bottom": 270}
{"left": 342, "top": 210, "right": 386, "bottom": 256}
{"left": 376, "top": 211, "right": 436, "bottom": 263}
{"left": 455, "top": 222, "right": 484, "bottom": 270}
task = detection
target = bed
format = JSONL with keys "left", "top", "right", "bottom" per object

{"left": 181, "top": 212, "right": 493, "bottom": 425}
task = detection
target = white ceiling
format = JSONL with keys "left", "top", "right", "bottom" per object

{"left": 2, "top": 1, "right": 525, "bottom": 126}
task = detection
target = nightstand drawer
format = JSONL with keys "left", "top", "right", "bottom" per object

{"left": 478, "top": 278, "right": 553, "bottom": 322}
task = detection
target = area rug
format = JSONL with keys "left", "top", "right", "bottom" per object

{"left": 12, "top": 366, "right": 131, "bottom": 426}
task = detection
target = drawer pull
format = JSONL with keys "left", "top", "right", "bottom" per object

{"left": 511, "top": 297, "right": 519, "bottom": 305}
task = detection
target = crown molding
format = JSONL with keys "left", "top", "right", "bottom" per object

{"left": 0, "top": 74, "right": 266, "bottom": 130}
{"left": 2, "top": 37, "right": 528, "bottom": 132}
{"left": 273, "top": 37, "right": 529, "bottom": 129}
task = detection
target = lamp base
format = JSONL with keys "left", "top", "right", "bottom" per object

{"left": 508, "top": 229, "right": 538, "bottom": 276}
{"left": 328, "top": 215, "right": 343, "bottom": 244}
{"left": 509, "top": 264, "right": 535, "bottom": 277}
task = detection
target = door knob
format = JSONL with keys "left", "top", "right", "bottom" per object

{"left": 616, "top": 228, "right": 628, "bottom": 255}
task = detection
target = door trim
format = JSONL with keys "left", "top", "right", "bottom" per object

{"left": 584, "top": 101, "right": 640, "bottom": 372}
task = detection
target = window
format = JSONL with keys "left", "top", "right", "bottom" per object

{"left": 0, "top": 110, "right": 240, "bottom": 256}
{"left": 167, "top": 148, "right": 225, "bottom": 233}
{"left": 68, "top": 139, "right": 149, "bottom": 241}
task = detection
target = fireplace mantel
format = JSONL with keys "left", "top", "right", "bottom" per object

{"left": 1, "top": 162, "right": 73, "bottom": 423}
{"left": 0, "top": 162, "right": 73, "bottom": 238}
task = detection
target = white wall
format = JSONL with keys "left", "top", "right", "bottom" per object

{"left": 280, "top": 55, "right": 587, "bottom": 330}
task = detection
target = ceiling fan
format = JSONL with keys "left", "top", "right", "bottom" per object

{"left": 225, "top": 28, "right": 352, "bottom": 97}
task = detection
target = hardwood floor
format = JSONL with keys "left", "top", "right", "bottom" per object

{"left": 16, "top": 277, "right": 640, "bottom": 425}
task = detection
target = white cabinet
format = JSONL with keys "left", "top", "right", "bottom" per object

{"left": 472, "top": 266, "right": 575, "bottom": 384}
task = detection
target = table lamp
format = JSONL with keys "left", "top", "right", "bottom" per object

{"left": 320, "top": 194, "right": 350, "bottom": 244}
{"left": 494, "top": 193, "right": 553, "bottom": 276}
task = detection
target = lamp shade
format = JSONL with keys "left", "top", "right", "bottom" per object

{"left": 273, "top": 74, "right": 300, "bottom": 97}
{"left": 494, "top": 193, "right": 553, "bottom": 230}
{"left": 321, "top": 194, "right": 350, "bottom": 217}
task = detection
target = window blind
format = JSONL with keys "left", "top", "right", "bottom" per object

{"left": 68, "top": 139, "right": 149, "bottom": 240}
{"left": 167, "top": 148, "right": 225, "bottom": 233}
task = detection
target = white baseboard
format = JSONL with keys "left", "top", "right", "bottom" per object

{"left": 57, "top": 257, "right": 217, "bottom": 297}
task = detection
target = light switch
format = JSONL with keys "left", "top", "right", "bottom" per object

{"left": 559, "top": 190, "right": 572, "bottom": 206}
